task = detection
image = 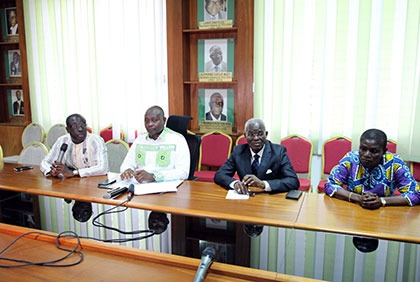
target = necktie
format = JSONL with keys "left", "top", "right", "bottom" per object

{"left": 252, "top": 154, "right": 260, "bottom": 175}
{"left": 214, "top": 66, "right": 219, "bottom": 72}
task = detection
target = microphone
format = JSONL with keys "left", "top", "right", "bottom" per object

{"left": 57, "top": 143, "right": 68, "bottom": 179}
{"left": 127, "top": 184, "right": 135, "bottom": 201}
{"left": 57, "top": 143, "right": 68, "bottom": 163}
{"left": 193, "top": 246, "right": 216, "bottom": 282}
{"left": 103, "top": 186, "right": 128, "bottom": 199}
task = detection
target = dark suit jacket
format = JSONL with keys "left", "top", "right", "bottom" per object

{"left": 214, "top": 141, "right": 299, "bottom": 193}
{"left": 13, "top": 100, "right": 24, "bottom": 115}
{"left": 205, "top": 112, "right": 226, "bottom": 121}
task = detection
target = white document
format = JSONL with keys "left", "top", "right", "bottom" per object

{"left": 107, "top": 175, "right": 183, "bottom": 195}
{"left": 134, "top": 180, "right": 183, "bottom": 195}
{"left": 225, "top": 190, "right": 249, "bottom": 200}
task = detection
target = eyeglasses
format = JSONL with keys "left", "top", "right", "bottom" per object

{"left": 246, "top": 131, "right": 265, "bottom": 138}
{"left": 70, "top": 123, "right": 87, "bottom": 130}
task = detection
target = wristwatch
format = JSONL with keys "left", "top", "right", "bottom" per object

{"left": 380, "top": 197, "right": 386, "bottom": 207}
{"left": 72, "top": 169, "right": 79, "bottom": 177}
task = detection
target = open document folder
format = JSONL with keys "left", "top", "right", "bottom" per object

{"left": 106, "top": 173, "right": 183, "bottom": 195}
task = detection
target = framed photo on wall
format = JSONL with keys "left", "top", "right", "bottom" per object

{"left": 197, "top": 0, "right": 234, "bottom": 29}
{"left": 198, "top": 88, "right": 234, "bottom": 125}
{"left": 198, "top": 38, "right": 234, "bottom": 82}
{"left": 5, "top": 7, "right": 18, "bottom": 36}
{"left": 6, "top": 49, "right": 21, "bottom": 77}
{"left": 8, "top": 89, "right": 24, "bottom": 116}
{"left": 1, "top": 7, "right": 19, "bottom": 42}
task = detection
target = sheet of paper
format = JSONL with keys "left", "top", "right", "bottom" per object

{"left": 134, "top": 180, "right": 183, "bottom": 195}
{"left": 107, "top": 177, "right": 183, "bottom": 195}
{"left": 225, "top": 190, "right": 249, "bottom": 200}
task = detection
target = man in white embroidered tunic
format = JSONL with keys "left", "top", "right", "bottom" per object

{"left": 120, "top": 106, "right": 190, "bottom": 183}
{"left": 40, "top": 113, "right": 108, "bottom": 178}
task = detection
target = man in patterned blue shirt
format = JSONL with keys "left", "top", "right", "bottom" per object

{"left": 324, "top": 129, "right": 420, "bottom": 209}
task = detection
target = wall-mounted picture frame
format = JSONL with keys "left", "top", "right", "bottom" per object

{"left": 5, "top": 7, "right": 18, "bottom": 36}
{"left": 197, "top": 0, "right": 234, "bottom": 29}
{"left": 8, "top": 89, "right": 24, "bottom": 116}
{"left": 0, "top": 8, "right": 18, "bottom": 42}
{"left": 198, "top": 38, "right": 234, "bottom": 82}
{"left": 198, "top": 88, "right": 234, "bottom": 134}
{"left": 6, "top": 49, "right": 21, "bottom": 77}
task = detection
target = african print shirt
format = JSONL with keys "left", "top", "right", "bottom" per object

{"left": 324, "top": 151, "right": 420, "bottom": 206}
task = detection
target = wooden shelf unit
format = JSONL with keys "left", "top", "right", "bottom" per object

{"left": 0, "top": 0, "right": 31, "bottom": 157}
{"left": 166, "top": 0, "right": 254, "bottom": 135}
{"left": 166, "top": 0, "right": 255, "bottom": 266}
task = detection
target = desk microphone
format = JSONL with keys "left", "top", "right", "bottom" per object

{"left": 57, "top": 143, "right": 68, "bottom": 179}
{"left": 103, "top": 186, "right": 128, "bottom": 199}
{"left": 127, "top": 184, "right": 135, "bottom": 201}
{"left": 193, "top": 246, "right": 216, "bottom": 282}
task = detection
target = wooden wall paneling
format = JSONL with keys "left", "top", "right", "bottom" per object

{"left": 234, "top": 0, "right": 254, "bottom": 134}
{"left": 166, "top": 0, "right": 186, "bottom": 116}
{"left": 0, "top": 125, "right": 23, "bottom": 159}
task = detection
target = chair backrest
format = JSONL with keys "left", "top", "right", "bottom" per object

{"left": 411, "top": 162, "right": 420, "bottom": 182}
{"left": 281, "top": 134, "right": 313, "bottom": 176}
{"left": 387, "top": 139, "right": 397, "bottom": 153}
{"left": 185, "top": 134, "right": 201, "bottom": 180}
{"left": 22, "top": 123, "right": 45, "bottom": 148}
{"left": 18, "top": 142, "right": 49, "bottom": 166}
{"left": 105, "top": 139, "right": 130, "bottom": 173}
{"left": 166, "top": 115, "right": 192, "bottom": 136}
{"left": 321, "top": 136, "right": 352, "bottom": 179}
{"left": 100, "top": 126, "right": 124, "bottom": 143}
{"left": 235, "top": 134, "right": 247, "bottom": 146}
{"left": 165, "top": 115, "right": 201, "bottom": 180}
{"left": 46, "top": 123, "right": 67, "bottom": 149}
{"left": 198, "top": 131, "right": 232, "bottom": 170}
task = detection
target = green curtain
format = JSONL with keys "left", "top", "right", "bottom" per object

{"left": 254, "top": 0, "right": 420, "bottom": 161}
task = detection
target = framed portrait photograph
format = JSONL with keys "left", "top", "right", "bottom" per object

{"left": 197, "top": 0, "right": 235, "bottom": 29}
{"left": 198, "top": 88, "right": 234, "bottom": 124}
{"left": 4, "top": 7, "right": 18, "bottom": 36}
{"left": 7, "top": 49, "right": 21, "bottom": 77}
{"left": 197, "top": 38, "right": 234, "bottom": 82}
{"left": 8, "top": 89, "right": 24, "bottom": 116}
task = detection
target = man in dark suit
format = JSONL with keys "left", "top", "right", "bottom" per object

{"left": 214, "top": 118, "right": 299, "bottom": 194}
{"left": 13, "top": 90, "right": 24, "bottom": 115}
{"left": 205, "top": 92, "right": 227, "bottom": 121}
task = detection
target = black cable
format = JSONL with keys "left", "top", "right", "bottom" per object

{"left": 0, "top": 231, "right": 83, "bottom": 268}
{"left": 86, "top": 199, "right": 155, "bottom": 243}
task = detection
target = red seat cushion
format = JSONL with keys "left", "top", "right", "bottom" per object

{"left": 298, "top": 178, "right": 311, "bottom": 191}
{"left": 194, "top": 171, "right": 217, "bottom": 182}
{"left": 318, "top": 180, "right": 327, "bottom": 193}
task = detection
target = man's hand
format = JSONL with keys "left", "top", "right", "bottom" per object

{"left": 242, "top": 174, "right": 265, "bottom": 191}
{"left": 49, "top": 161, "right": 73, "bottom": 178}
{"left": 120, "top": 169, "right": 134, "bottom": 180}
{"left": 133, "top": 170, "right": 155, "bottom": 183}
{"left": 360, "top": 192, "right": 382, "bottom": 210}
{"left": 233, "top": 181, "right": 249, "bottom": 194}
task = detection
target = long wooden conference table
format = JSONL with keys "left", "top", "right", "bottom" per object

{"left": 0, "top": 163, "right": 419, "bottom": 244}
{"left": 0, "top": 223, "right": 321, "bottom": 281}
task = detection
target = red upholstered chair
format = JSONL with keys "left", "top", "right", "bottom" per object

{"left": 100, "top": 125, "right": 124, "bottom": 143}
{"left": 235, "top": 134, "right": 247, "bottom": 146}
{"left": 411, "top": 162, "right": 420, "bottom": 182}
{"left": 194, "top": 131, "right": 232, "bottom": 182}
{"left": 317, "top": 136, "right": 352, "bottom": 193}
{"left": 387, "top": 139, "right": 397, "bottom": 153}
{"left": 281, "top": 134, "right": 313, "bottom": 192}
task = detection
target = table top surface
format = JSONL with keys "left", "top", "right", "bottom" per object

{"left": 0, "top": 223, "right": 321, "bottom": 282}
{"left": 1, "top": 163, "right": 419, "bottom": 244}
